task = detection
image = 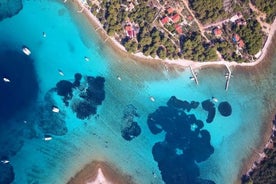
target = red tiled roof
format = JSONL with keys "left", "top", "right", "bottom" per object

{"left": 233, "top": 34, "right": 240, "bottom": 42}
{"left": 167, "top": 7, "right": 174, "bottom": 14}
{"left": 175, "top": 24, "right": 182, "bottom": 34}
{"left": 238, "top": 40, "right": 245, "bottom": 48}
{"left": 187, "top": 15, "right": 193, "bottom": 21}
{"left": 125, "top": 25, "right": 132, "bottom": 32}
{"left": 171, "top": 14, "right": 181, "bottom": 23}
{"left": 213, "top": 28, "right": 222, "bottom": 36}
{"left": 161, "top": 16, "right": 169, "bottom": 24}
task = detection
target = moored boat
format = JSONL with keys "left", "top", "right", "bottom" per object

{"left": 44, "top": 135, "right": 52, "bottom": 141}
{"left": 22, "top": 46, "right": 31, "bottom": 55}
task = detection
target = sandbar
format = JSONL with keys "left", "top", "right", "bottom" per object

{"left": 67, "top": 161, "right": 135, "bottom": 184}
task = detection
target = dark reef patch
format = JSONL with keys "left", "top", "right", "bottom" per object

{"left": 201, "top": 100, "right": 216, "bottom": 123}
{"left": 54, "top": 74, "right": 105, "bottom": 120}
{"left": 56, "top": 80, "right": 73, "bottom": 106}
{"left": 167, "top": 96, "right": 199, "bottom": 112}
{"left": 121, "top": 104, "right": 141, "bottom": 141}
{"left": 0, "top": 50, "right": 39, "bottom": 121}
{"left": 147, "top": 96, "right": 214, "bottom": 184}
{"left": 218, "top": 101, "right": 232, "bottom": 117}
{"left": 0, "top": 162, "right": 15, "bottom": 184}
{"left": 71, "top": 100, "right": 97, "bottom": 120}
{"left": 0, "top": 0, "right": 23, "bottom": 22}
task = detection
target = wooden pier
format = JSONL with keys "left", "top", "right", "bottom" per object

{"left": 189, "top": 65, "right": 199, "bottom": 85}
{"left": 225, "top": 64, "right": 232, "bottom": 91}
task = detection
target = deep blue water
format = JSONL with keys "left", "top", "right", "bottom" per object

{"left": 0, "top": 49, "right": 39, "bottom": 121}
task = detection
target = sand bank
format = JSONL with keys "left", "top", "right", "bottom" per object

{"left": 70, "top": 0, "right": 276, "bottom": 70}
{"left": 67, "top": 161, "right": 135, "bottom": 184}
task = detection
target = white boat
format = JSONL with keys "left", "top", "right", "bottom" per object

{"left": 117, "top": 76, "right": 122, "bottom": 81}
{"left": 44, "top": 135, "right": 52, "bottom": 141}
{"left": 58, "top": 69, "right": 64, "bottom": 76}
{"left": 150, "top": 96, "right": 155, "bottom": 102}
{"left": 43, "top": 32, "right": 47, "bottom": 37}
{"left": 52, "top": 106, "right": 60, "bottom": 113}
{"left": 1, "top": 160, "right": 9, "bottom": 164}
{"left": 212, "top": 97, "right": 218, "bottom": 103}
{"left": 22, "top": 46, "right": 31, "bottom": 55}
{"left": 189, "top": 76, "right": 195, "bottom": 81}
{"left": 3, "top": 77, "right": 10, "bottom": 82}
{"left": 84, "top": 56, "right": 89, "bottom": 61}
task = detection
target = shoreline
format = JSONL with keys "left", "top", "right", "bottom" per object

{"left": 68, "top": 1, "right": 276, "bottom": 183}
{"left": 71, "top": 0, "right": 276, "bottom": 70}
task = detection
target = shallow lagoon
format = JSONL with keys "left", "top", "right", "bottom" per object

{"left": 0, "top": 0, "right": 275, "bottom": 183}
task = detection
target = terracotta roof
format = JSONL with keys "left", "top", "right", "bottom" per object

{"left": 232, "top": 34, "right": 240, "bottom": 42}
{"left": 187, "top": 15, "right": 193, "bottom": 21}
{"left": 161, "top": 16, "right": 169, "bottom": 24}
{"left": 125, "top": 25, "right": 132, "bottom": 32}
{"left": 175, "top": 24, "right": 182, "bottom": 34}
{"left": 166, "top": 7, "right": 174, "bottom": 14}
{"left": 213, "top": 28, "right": 222, "bottom": 36}
{"left": 238, "top": 40, "right": 245, "bottom": 48}
{"left": 171, "top": 14, "right": 181, "bottom": 23}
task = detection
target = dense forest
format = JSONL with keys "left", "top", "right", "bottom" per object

{"left": 233, "top": 19, "right": 264, "bottom": 55}
{"left": 251, "top": 0, "right": 276, "bottom": 23}
{"left": 188, "top": 0, "right": 226, "bottom": 24}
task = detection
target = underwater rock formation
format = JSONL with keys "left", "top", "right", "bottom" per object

{"left": 148, "top": 96, "right": 214, "bottom": 184}
{"left": 121, "top": 104, "right": 141, "bottom": 141}
{"left": 201, "top": 99, "right": 216, "bottom": 123}
{"left": 218, "top": 101, "right": 232, "bottom": 117}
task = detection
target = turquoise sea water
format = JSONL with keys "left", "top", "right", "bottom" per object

{"left": 0, "top": 0, "right": 275, "bottom": 183}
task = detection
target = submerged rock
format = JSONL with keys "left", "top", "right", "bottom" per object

{"left": 201, "top": 99, "right": 216, "bottom": 123}
{"left": 121, "top": 121, "right": 141, "bottom": 141}
{"left": 218, "top": 101, "right": 232, "bottom": 117}
{"left": 121, "top": 104, "right": 141, "bottom": 141}
{"left": 71, "top": 100, "right": 96, "bottom": 120}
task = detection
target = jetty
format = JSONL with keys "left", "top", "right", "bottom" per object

{"left": 189, "top": 65, "right": 199, "bottom": 85}
{"left": 225, "top": 64, "right": 232, "bottom": 91}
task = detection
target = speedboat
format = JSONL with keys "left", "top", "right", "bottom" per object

{"left": 84, "top": 56, "right": 89, "bottom": 62}
{"left": 150, "top": 96, "right": 155, "bottom": 102}
{"left": 44, "top": 135, "right": 52, "bottom": 141}
{"left": 3, "top": 77, "right": 10, "bottom": 83}
{"left": 1, "top": 160, "right": 9, "bottom": 164}
{"left": 58, "top": 69, "right": 64, "bottom": 76}
{"left": 22, "top": 46, "right": 31, "bottom": 55}
{"left": 212, "top": 97, "right": 218, "bottom": 103}
{"left": 52, "top": 106, "right": 60, "bottom": 113}
{"left": 117, "top": 76, "right": 122, "bottom": 81}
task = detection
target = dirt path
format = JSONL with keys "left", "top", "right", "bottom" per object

{"left": 181, "top": 0, "right": 209, "bottom": 42}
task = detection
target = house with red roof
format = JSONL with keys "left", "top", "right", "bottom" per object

{"left": 175, "top": 24, "right": 182, "bottom": 34}
{"left": 125, "top": 25, "right": 135, "bottom": 38}
{"left": 161, "top": 16, "right": 169, "bottom": 25}
{"left": 166, "top": 7, "right": 174, "bottom": 15}
{"left": 171, "top": 14, "right": 181, "bottom": 23}
{"left": 213, "top": 27, "right": 222, "bottom": 37}
{"left": 232, "top": 34, "right": 245, "bottom": 48}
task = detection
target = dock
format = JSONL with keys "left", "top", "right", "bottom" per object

{"left": 189, "top": 65, "right": 199, "bottom": 85}
{"left": 225, "top": 64, "right": 232, "bottom": 91}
